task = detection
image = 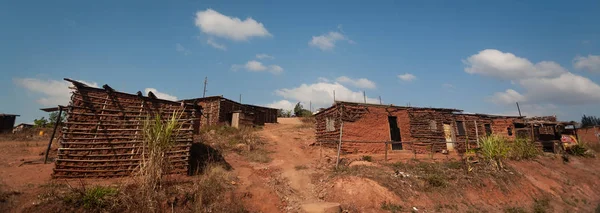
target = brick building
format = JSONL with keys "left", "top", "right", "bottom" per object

{"left": 183, "top": 96, "right": 278, "bottom": 131}
{"left": 315, "top": 101, "right": 523, "bottom": 154}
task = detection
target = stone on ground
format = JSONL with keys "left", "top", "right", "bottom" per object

{"left": 300, "top": 202, "right": 341, "bottom": 213}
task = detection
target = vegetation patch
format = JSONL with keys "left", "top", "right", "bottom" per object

{"left": 294, "top": 165, "right": 308, "bottom": 170}
{"left": 200, "top": 125, "right": 272, "bottom": 163}
{"left": 381, "top": 201, "right": 404, "bottom": 212}
{"left": 361, "top": 155, "right": 373, "bottom": 162}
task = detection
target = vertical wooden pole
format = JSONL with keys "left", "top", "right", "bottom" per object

{"left": 474, "top": 120, "right": 479, "bottom": 146}
{"left": 44, "top": 107, "right": 63, "bottom": 164}
{"left": 385, "top": 141, "right": 388, "bottom": 162}
{"left": 363, "top": 91, "right": 366, "bottom": 103}
{"left": 336, "top": 122, "right": 344, "bottom": 169}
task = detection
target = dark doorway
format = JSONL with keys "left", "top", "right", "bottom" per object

{"left": 388, "top": 116, "right": 402, "bottom": 150}
{"left": 484, "top": 124, "right": 492, "bottom": 136}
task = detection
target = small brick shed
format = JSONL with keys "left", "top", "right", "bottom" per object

{"left": 183, "top": 96, "right": 278, "bottom": 130}
{"left": 315, "top": 101, "right": 522, "bottom": 154}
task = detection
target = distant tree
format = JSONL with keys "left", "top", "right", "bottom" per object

{"left": 581, "top": 114, "right": 600, "bottom": 128}
{"left": 48, "top": 112, "right": 66, "bottom": 126}
{"left": 293, "top": 102, "right": 312, "bottom": 117}
{"left": 33, "top": 117, "right": 48, "bottom": 128}
{"left": 277, "top": 109, "right": 292, "bottom": 118}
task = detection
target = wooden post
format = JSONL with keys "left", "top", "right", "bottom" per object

{"left": 384, "top": 141, "right": 388, "bottom": 162}
{"left": 44, "top": 106, "right": 63, "bottom": 164}
{"left": 336, "top": 122, "right": 344, "bottom": 169}
{"left": 474, "top": 120, "right": 479, "bottom": 146}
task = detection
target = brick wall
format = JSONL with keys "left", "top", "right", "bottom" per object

{"left": 577, "top": 126, "right": 600, "bottom": 145}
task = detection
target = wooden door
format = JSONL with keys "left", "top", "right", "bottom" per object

{"left": 443, "top": 123, "right": 454, "bottom": 151}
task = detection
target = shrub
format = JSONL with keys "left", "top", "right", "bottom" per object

{"left": 509, "top": 137, "right": 540, "bottom": 160}
{"left": 479, "top": 134, "right": 510, "bottom": 169}
{"left": 532, "top": 197, "right": 550, "bottom": 213}
{"left": 138, "top": 111, "right": 182, "bottom": 194}
{"left": 193, "top": 165, "right": 246, "bottom": 213}
{"left": 63, "top": 186, "right": 120, "bottom": 210}
{"left": 361, "top": 155, "right": 373, "bottom": 162}
{"left": 566, "top": 144, "right": 593, "bottom": 157}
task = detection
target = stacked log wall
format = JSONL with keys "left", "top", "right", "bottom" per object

{"left": 55, "top": 85, "right": 197, "bottom": 178}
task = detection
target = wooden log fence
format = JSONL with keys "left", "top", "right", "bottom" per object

{"left": 320, "top": 140, "right": 467, "bottom": 166}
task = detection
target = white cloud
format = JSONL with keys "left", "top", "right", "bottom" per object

{"left": 397, "top": 73, "right": 416, "bottom": 81}
{"left": 267, "top": 100, "right": 295, "bottom": 111}
{"left": 144, "top": 88, "right": 178, "bottom": 101}
{"left": 195, "top": 9, "right": 271, "bottom": 41}
{"left": 335, "top": 76, "right": 376, "bottom": 89}
{"left": 463, "top": 49, "right": 566, "bottom": 80}
{"left": 497, "top": 104, "right": 559, "bottom": 117}
{"left": 175, "top": 43, "right": 191, "bottom": 55}
{"left": 442, "top": 83, "right": 455, "bottom": 89}
{"left": 206, "top": 38, "right": 227, "bottom": 51}
{"left": 309, "top": 31, "right": 352, "bottom": 51}
{"left": 317, "top": 77, "right": 330, "bottom": 83}
{"left": 489, "top": 89, "right": 526, "bottom": 105}
{"left": 256, "top": 54, "right": 274, "bottom": 60}
{"left": 573, "top": 55, "right": 600, "bottom": 73}
{"left": 231, "top": 60, "right": 283, "bottom": 74}
{"left": 464, "top": 49, "right": 600, "bottom": 106}
{"left": 14, "top": 78, "right": 98, "bottom": 106}
{"left": 274, "top": 81, "right": 378, "bottom": 108}
{"left": 245, "top": 60, "right": 267, "bottom": 71}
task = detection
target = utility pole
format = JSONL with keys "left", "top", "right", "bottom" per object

{"left": 202, "top": 77, "right": 207, "bottom": 98}
{"left": 333, "top": 90, "right": 336, "bottom": 102}
{"left": 363, "top": 91, "right": 366, "bottom": 103}
{"left": 516, "top": 102, "right": 522, "bottom": 116}
{"left": 310, "top": 101, "right": 312, "bottom": 112}
{"left": 239, "top": 94, "right": 242, "bottom": 103}
{"left": 379, "top": 96, "right": 382, "bottom": 104}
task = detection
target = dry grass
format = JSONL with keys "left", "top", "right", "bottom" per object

{"left": 136, "top": 110, "right": 183, "bottom": 209}
{"left": 27, "top": 164, "right": 246, "bottom": 213}
{"left": 332, "top": 159, "right": 515, "bottom": 197}
{"left": 297, "top": 116, "right": 316, "bottom": 129}
{"left": 200, "top": 125, "right": 272, "bottom": 163}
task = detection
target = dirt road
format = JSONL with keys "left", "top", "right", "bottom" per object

{"left": 230, "top": 118, "right": 329, "bottom": 212}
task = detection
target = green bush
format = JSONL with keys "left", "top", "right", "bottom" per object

{"left": 509, "top": 137, "right": 540, "bottom": 160}
{"left": 479, "top": 134, "right": 510, "bottom": 169}
{"left": 63, "top": 186, "right": 119, "bottom": 210}
{"left": 361, "top": 155, "right": 373, "bottom": 162}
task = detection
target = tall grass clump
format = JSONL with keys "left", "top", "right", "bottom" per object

{"left": 479, "top": 134, "right": 510, "bottom": 169}
{"left": 509, "top": 137, "right": 540, "bottom": 160}
{"left": 138, "top": 110, "right": 182, "bottom": 195}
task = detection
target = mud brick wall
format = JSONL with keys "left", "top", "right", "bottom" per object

{"left": 55, "top": 83, "right": 197, "bottom": 178}
{"left": 316, "top": 104, "right": 414, "bottom": 154}
{"left": 315, "top": 105, "right": 342, "bottom": 149}
{"left": 408, "top": 110, "right": 457, "bottom": 153}
{"left": 577, "top": 126, "right": 600, "bottom": 144}
{"left": 492, "top": 118, "right": 517, "bottom": 139}
{"left": 341, "top": 106, "right": 413, "bottom": 154}
{"left": 196, "top": 98, "right": 221, "bottom": 127}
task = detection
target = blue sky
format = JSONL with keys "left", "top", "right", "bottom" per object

{"left": 2, "top": 0, "right": 600, "bottom": 124}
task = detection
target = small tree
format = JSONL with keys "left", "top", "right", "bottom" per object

{"left": 293, "top": 102, "right": 312, "bottom": 117}
{"left": 34, "top": 117, "right": 48, "bottom": 128}
{"left": 581, "top": 115, "right": 600, "bottom": 128}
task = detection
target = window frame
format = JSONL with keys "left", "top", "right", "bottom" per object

{"left": 456, "top": 120, "right": 466, "bottom": 136}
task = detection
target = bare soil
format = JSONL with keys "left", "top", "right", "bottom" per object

{"left": 2, "top": 118, "right": 600, "bottom": 212}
